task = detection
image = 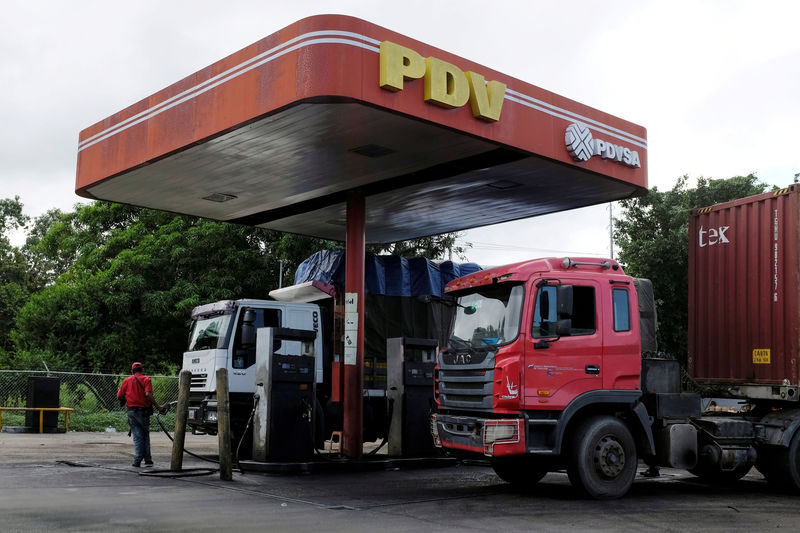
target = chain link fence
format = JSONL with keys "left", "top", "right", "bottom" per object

{"left": 0, "top": 370, "right": 180, "bottom": 432}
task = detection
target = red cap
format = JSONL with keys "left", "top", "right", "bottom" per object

{"left": 131, "top": 362, "right": 143, "bottom": 371}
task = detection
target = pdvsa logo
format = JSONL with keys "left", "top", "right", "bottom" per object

{"left": 565, "top": 123, "right": 641, "bottom": 168}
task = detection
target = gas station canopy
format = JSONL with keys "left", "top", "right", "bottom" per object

{"left": 76, "top": 15, "right": 647, "bottom": 243}
{"left": 75, "top": 14, "right": 649, "bottom": 459}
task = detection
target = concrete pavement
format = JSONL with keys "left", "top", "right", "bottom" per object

{"left": 0, "top": 431, "right": 797, "bottom": 532}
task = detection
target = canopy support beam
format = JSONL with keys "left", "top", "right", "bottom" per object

{"left": 343, "top": 190, "right": 365, "bottom": 457}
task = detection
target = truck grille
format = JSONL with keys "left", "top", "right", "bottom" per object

{"left": 438, "top": 350, "right": 495, "bottom": 411}
{"left": 190, "top": 373, "right": 208, "bottom": 389}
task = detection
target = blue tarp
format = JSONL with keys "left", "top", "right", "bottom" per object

{"left": 294, "top": 249, "right": 482, "bottom": 297}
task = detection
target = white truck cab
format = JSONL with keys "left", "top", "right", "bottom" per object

{"left": 182, "top": 299, "right": 323, "bottom": 434}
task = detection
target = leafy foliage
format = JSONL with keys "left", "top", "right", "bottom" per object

{"left": 0, "top": 197, "right": 32, "bottom": 352}
{"left": 7, "top": 203, "right": 299, "bottom": 372}
{"left": 368, "top": 232, "right": 469, "bottom": 260}
{"left": 614, "top": 174, "right": 769, "bottom": 362}
{"left": 2, "top": 200, "right": 466, "bottom": 374}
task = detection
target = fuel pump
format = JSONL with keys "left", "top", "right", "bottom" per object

{"left": 386, "top": 337, "right": 438, "bottom": 457}
{"left": 252, "top": 327, "right": 317, "bottom": 462}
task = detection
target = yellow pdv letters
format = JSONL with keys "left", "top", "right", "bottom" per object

{"left": 466, "top": 72, "right": 506, "bottom": 122}
{"left": 379, "top": 41, "right": 425, "bottom": 92}
{"left": 424, "top": 57, "right": 470, "bottom": 109}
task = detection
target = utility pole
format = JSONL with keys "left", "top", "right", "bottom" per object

{"left": 608, "top": 203, "right": 615, "bottom": 261}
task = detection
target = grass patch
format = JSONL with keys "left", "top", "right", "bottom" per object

{"left": 1, "top": 409, "right": 179, "bottom": 433}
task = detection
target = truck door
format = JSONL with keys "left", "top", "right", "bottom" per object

{"left": 524, "top": 279, "right": 603, "bottom": 410}
{"left": 602, "top": 284, "right": 640, "bottom": 390}
{"left": 228, "top": 307, "right": 281, "bottom": 394}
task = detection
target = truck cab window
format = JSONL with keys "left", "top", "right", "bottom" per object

{"left": 612, "top": 288, "right": 631, "bottom": 332}
{"left": 532, "top": 285, "right": 557, "bottom": 337}
{"left": 533, "top": 284, "right": 595, "bottom": 337}
{"left": 450, "top": 284, "right": 524, "bottom": 348}
{"left": 187, "top": 314, "right": 232, "bottom": 351}
{"left": 569, "top": 286, "right": 596, "bottom": 335}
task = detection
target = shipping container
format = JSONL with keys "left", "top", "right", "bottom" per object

{"left": 689, "top": 185, "right": 800, "bottom": 387}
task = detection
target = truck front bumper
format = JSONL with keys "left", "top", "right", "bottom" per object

{"left": 432, "top": 413, "right": 526, "bottom": 457}
{"left": 187, "top": 398, "right": 218, "bottom": 435}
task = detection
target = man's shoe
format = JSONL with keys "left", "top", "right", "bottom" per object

{"left": 132, "top": 462, "right": 141, "bottom": 468}
{"left": 144, "top": 460, "right": 154, "bottom": 467}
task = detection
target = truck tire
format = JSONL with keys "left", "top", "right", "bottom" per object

{"left": 566, "top": 415, "right": 637, "bottom": 500}
{"left": 754, "top": 450, "right": 780, "bottom": 485}
{"left": 491, "top": 457, "right": 547, "bottom": 487}
{"left": 757, "top": 432, "right": 800, "bottom": 492}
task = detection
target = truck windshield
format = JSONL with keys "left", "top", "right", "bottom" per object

{"left": 187, "top": 314, "right": 232, "bottom": 351}
{"left": 450, "top": 284, "right": 524, "bottom": 349}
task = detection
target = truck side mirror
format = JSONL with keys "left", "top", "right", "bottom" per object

{"left": 241, "top": 309, "right": 257, "bottom": 346}
{"left": 557, "top": 285, "right": 573, "bottom": 318}
{"left": 241, "top": 323, "right": 256, "bottom": 346}
{"left": 539, "top": 290, "right": 551, "bottom": 321}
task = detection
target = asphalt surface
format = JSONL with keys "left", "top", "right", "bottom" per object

{"left": 1, "top": 430, "right": 798, "bottom": 532}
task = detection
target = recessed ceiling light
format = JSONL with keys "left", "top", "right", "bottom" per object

{"left": 203, "top": 193, "right": 238, "bottom": 203}
{"left": 349, "top": 144, "right": 395, "bottom": 158}
{"left": 486, "top": 180, "right": 521, "bottom": 190}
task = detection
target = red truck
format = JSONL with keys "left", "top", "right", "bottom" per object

{"left": 432, "top": 187, "right": 800, "bottom": 499}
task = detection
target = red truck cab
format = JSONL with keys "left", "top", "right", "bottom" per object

{"left": 432, "top": 257, "right": 655, "bottom": 498}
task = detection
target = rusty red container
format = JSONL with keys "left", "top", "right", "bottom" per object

{"left": 688, "top": 185, "right": 800, "bottom": 386}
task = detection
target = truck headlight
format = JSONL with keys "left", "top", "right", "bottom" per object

{"left": 431, "top": 414, "right": 441, "bottom": 447}
{"left": 483, "top": 419, "right": 520, "bottom": 456}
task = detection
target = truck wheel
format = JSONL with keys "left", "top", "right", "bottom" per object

{"left": 491, "top": 457, "right": 547, "bottom": 487}
{"left": 566, "top": 415, "right": 637, "bottom": 500}
{"left": 758, "top": 432, "right": 800, "bottom": 492}
{"left": 755, "top": 446, "right": 782, "bottom": 485}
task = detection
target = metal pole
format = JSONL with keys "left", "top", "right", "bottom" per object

{"left": 608, "top": 202, "right": 614, "bottom": 260}
{"left": 216, "top": 368, "right": 233, "bottom": 480}
{"left": 343, "top": 190, "right": 365, "bottom": 458}
{"left": 170, "top": 369, "right": 191, "bottom": 471}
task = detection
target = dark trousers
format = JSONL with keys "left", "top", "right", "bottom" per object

{"left": 127, "top": 408, "right": 152, "bottom": 463}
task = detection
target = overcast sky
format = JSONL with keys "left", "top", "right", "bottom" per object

{"left": 2, "top": 1, "right": 798, "bottom": 266}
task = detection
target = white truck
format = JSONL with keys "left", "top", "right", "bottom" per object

{"left": 182, "top": 299, "right": 324, "bottom": 449}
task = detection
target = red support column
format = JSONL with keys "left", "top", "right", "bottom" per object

{"left": 343, "top": 190, "right": 365, "bottom": 458}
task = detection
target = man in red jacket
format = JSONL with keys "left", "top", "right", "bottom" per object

{"left": 117, "top": 362, "right": 166, "bottom": 467}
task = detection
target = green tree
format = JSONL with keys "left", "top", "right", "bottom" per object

{"left": 22, "top": 208, "right": 70, "bottom": 287}
{"left": 614, "top": 174, "right": 769, "bottom": 363}
{"left": 271, "top": 233, "right": 339, "bottom": 286}
{"left": 0, "top": 197, "right": 31, "bottom": 353}
{"left": 6, "top": 199, "right": 470, "bottom": 374}
{"left": 9, "top": 202, "right": 333, "bottom": 373}
{"left": 368, "top": 232, "right": 469, "bottom": 260}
